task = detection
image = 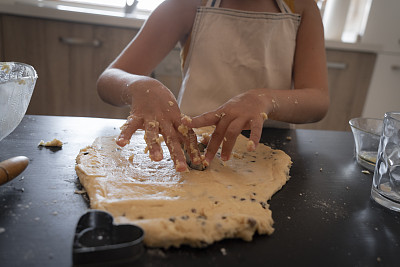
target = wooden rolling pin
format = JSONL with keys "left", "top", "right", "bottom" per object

{"left": 0, "top": 156, "right": 29, "bottom": 186}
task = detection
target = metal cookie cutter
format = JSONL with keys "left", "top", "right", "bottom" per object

{"left": 73, "top": 210, "right": 145, "bottom": 266}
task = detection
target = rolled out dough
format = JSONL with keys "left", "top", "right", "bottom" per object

{"left": 75, "top": 128, "right": 292, "bottom": 248}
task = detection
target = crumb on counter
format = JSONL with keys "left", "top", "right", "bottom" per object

{"left": 38, "top": 139, "right": 63, "bottom": 147}
{"left": 220, "top": 248, "right": 227, "bottom": 256}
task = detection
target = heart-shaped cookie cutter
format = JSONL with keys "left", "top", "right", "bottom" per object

{"left": 73, "top": 210, "right": 145, "bottom": 266}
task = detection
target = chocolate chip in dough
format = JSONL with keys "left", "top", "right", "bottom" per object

{"left": 197, "top": 215, "right": 207, "bottom": 220}
{"left": 248, "top": 218, "right": 257, "bottom": 228}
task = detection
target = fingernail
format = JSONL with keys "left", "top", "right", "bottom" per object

{"left": 117, "top": 138, "right": 129, "bottom": 147}
{"left": 203, "top": 159, "right": 210, "bottom": 167}
{"left": 193, "top": 156, "right": 201, "bottom": 165}
{"left": 221, "top": 155, "right": 229, "bottom": 161}
{"left": 175, "top": 161, "right": 189, "bottom": 172}
{"left": 247, "top": 140, "right": 256, "bottom": 151}
{"left": 152, "top": 151, "right": 163, "bottom": 161}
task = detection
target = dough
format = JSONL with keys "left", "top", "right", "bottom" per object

{"left": 38, "top": 138, "right": 63, "bottom": 147}
{"left": 75, "top": 128, "right": 292, "bottom": 248}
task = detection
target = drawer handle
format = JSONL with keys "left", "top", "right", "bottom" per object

{"left": 59, "top": 37, "right": 102, "bottom": 47}
{"left": 327, "top": 62, "right": 348, "bottom": 70}
{"left": 391, "top": 65, "right": 400, "bottom": 71}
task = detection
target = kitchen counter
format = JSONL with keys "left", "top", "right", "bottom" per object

{"left": 0, "top": 115, "right": 399, "bottom": 266}
{"left": 0, "top": 0, "right": 382, "bottom": 53}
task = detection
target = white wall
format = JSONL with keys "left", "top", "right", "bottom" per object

{"left": 361, "top": 0, "right": 400, "bottom": 118}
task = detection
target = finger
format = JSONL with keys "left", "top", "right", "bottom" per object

{"left": 144, "top": 120, "right": 163, "bottom": 161}
{"left": 160, "top": 122, "right": 188, "bottom": 172}
{"left": 117, "top": 115, "right": 143, "bottom": 147}
{"left": 189, "top": 110, "right": 226, "bottom": 128}
{"left": 176, "top": 121, "right": 202, "bottom": 165}
{"left": 248, "top": 116, "right": 264, "bottom": 151}
{"left": 220, "top": 119, "right": 246, "bottom": 161}
{"left": 186, "top": 129, "right": 202, "bottom": 165}
{"left": 204, "top": 117, "right": 231, "bottom": 164}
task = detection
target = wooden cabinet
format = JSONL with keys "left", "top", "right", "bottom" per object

{"left": 297, "top": 49, "right": 376, "bottom": 131}
{"left": 1, "top": 15, "right": 136, "bottom": 119}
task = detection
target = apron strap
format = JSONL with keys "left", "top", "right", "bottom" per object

{"left": 206, "top": 0, "right": 222, "bottom": 7}
{"left": 276, "top": 0, "right": 292, "bottom": 14}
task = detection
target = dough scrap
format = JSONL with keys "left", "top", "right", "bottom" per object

{"left": 38, "top": 139, "right": 63, "bottom": 147}
{"left": 75, "top": 128, "right": 292, "bottom": 248}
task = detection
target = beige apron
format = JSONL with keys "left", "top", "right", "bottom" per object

{"left": 178, "top": 0, "right": 301, "bottom": 128}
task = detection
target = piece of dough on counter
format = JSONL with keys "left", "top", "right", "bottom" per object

{"left": 75, "top": 128, "right": 292, "bottom": 248}
{"left": 38, "top": 138, "right": 63, "bottom": 147}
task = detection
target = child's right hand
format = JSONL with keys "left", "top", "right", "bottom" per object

{"left": 116, "top": 78, "right": 202, "bottom": 172}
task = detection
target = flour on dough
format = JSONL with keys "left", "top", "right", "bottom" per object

{"left": 75, "top": 128, "right": 292, "bottom": 248}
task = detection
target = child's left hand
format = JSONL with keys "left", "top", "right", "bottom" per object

{"left": 183, "top": 89, "right": 272, "bottom": 164}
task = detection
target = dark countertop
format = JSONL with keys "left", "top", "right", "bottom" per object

{"left": 0, "top": 115, "right": 399, "bottom": 267}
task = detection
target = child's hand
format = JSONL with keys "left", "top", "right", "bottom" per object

{"left": 116, "top": 79, "right": 202, "bottom": 172}
{"left": 184, "top": 89, "right": 271, "bottom": 165}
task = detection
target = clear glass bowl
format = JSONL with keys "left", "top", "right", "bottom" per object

{"left": 349, "top": 117, "right": 383, "bottom": 171}
{"left": 0, "top": 62, "right": 38, "bottom": 142}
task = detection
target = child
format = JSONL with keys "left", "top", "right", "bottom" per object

{"left": 97, "top": 0, "right": 329, "bottom": 172}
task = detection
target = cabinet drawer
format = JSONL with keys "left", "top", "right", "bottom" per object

{"left": 298, "top": 49, "right": 376, "bottom": 131}
{"left": 1, "top": 15, "right": 137, "bottom": 119}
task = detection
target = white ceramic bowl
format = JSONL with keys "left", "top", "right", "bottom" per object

{"left": 349, "top": 117, "right": 383, "bottom": 171}
{"left": 0, "top": 62, "right": 38, "bottom": 142}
